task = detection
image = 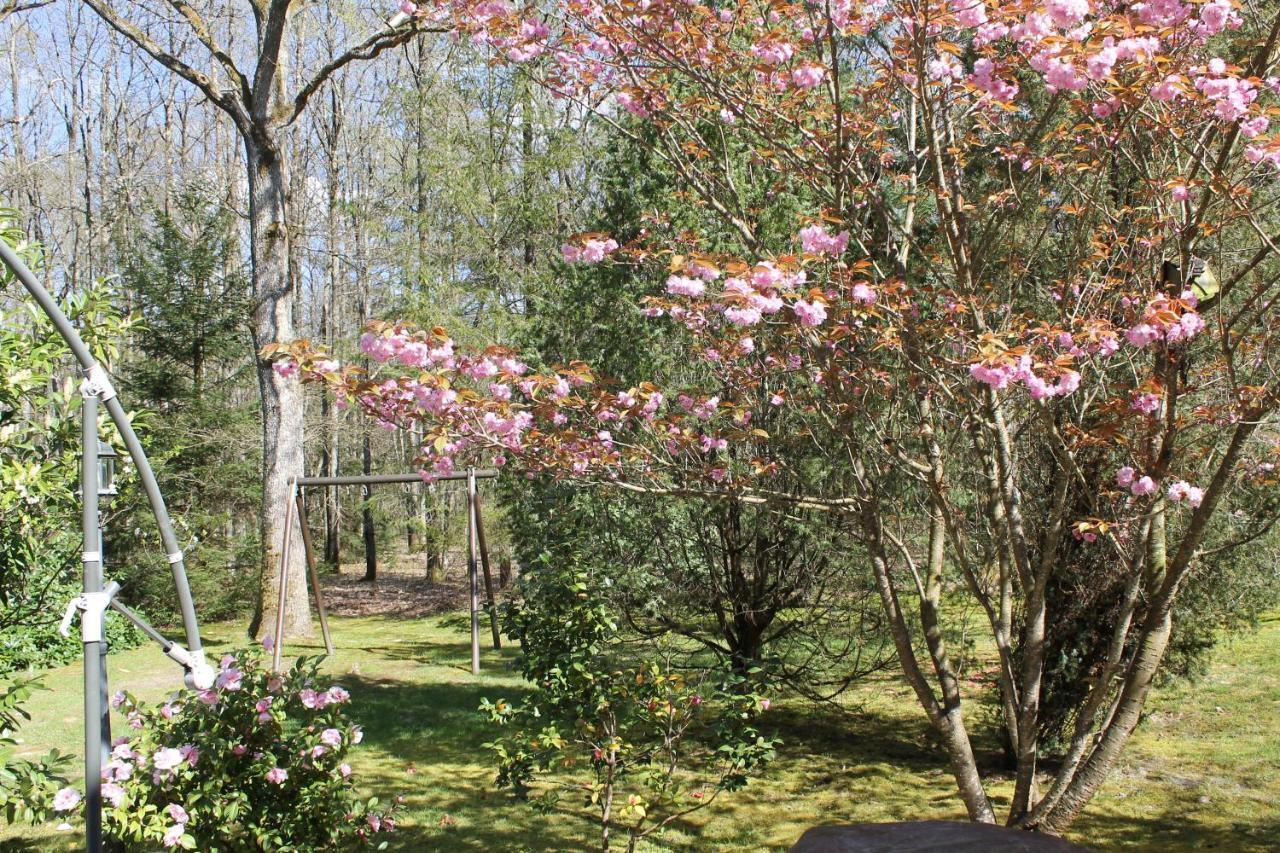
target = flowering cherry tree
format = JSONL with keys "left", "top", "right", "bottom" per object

{"left": 273, "top": 0, "right": 1280, "bottom": 833}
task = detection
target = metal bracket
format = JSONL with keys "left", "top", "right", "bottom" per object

{"left": 175, "top": 647, "right": 214, "bottom": 690}
{"left": 80, "top": 363, "right": 117, "bottom": 402}
{"left": 59, "top": 582, "right": 120, "bottom": 643}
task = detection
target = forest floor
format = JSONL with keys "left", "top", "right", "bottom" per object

{"left": 2, "top": 569, "right": 1278, "bottom": 851}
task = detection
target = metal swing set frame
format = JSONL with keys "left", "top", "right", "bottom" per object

{"left": 269, "top": 467, "right": 503, "bottom": 676}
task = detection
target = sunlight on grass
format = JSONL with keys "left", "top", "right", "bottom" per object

{"left": 3, "top": 613, "right": 1278, "bottom": 851}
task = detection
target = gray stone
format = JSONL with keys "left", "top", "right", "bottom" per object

{"left": 789, "top": 820, "right": 1092, "bottom": 852}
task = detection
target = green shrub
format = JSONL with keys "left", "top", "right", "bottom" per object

{"left": 62, "top": 644, "right": 396, "bottom": 851}
{"left": 0, "top": 677, "right": 73, "bottom": 825}
{"left": 483, "top": 552, "right": 776, "bottom": 851}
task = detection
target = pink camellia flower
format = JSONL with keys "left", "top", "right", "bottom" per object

{"left": 1115, "top": 466, "right": 1136, "bottom": 488}
{"left": 310, "top": 745, "right": 328, "bottom": 759}
{"left": 266, "top": 767, "right": 288, "bottom": 785}
{"left": 326, "top": 686, "right": 350, "bottom": 705}
{"left": 196, "top": 690, "right": 218, "bottom": 706}
{"left": 367, "top": 814, "right": 382, "bottom": 832}
{"left": 352, "top": 727, "right": 364, "bottom": 744}
{"left": 167, "top": 804, "right": 189, "bottom": 824}
{"left": 53, "top": 787, "right": 81, "bottom": 812}
{"left": 1131, "top": 475, "right": 1158, "bottom": 497}
{"left": 162, "top": 825, "right": 184, "bottom": 849}
{"left": 215, "top": 668, "right": 243, "bottom": 691}
{"left": 321, "top": 728, "right": 344, "bottom": 747}
{"left": 399, "top": 2, "right": 417, "bottom": 15}
{"left": 179, "top": 745, "right": 200, "bottom": 767}
{"left": 759, "top": 698, "right": 771, "bottom": 711}
{"left": 109, "top": 691, "right": 126, "bottom": 710}
{"left": 339, "top": 763, "right": 353, "bottom": 778}
{"left": 152, "top": 748, "right": 184, "bottom": 772}
{"left": 232, "top": 744, "right": 248, "bottom": 756}
{"left": 101, "top": 782, "right": 125, "bottom": 809}
{"left": 299, "top": 688, "right": 330, "bottom": 710}
{"left": 159, "top": 702, "right": 180, "bottom": 720}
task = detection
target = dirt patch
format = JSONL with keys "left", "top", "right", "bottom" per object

{"left": 317, "top": 552, "right": 513, "bottom": 619}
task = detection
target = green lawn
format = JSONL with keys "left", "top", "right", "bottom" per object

{"left": 3, "top": 611, "right": 1278, "bottom": 851}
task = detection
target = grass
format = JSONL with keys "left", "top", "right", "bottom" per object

{"left": 3, "top": 610, "right": 1279, "bottom": 851}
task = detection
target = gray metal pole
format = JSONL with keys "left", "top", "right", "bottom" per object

{"left": 473, "top": 489, "right": 501, "bottom": 650}
{"left": 296, "top": 470, "right": 496, "bottom": 487}
{"left": 81, "top": 395, "right": 104, "bottom": 853}
{"left": 272, "top": 478, "right": 298, "bottom": 673}
{"left": 0, "top": 240, "right": 212, "bottom": 689}
{"left": 467, "top": 469, "right": 480, "bottom": 675}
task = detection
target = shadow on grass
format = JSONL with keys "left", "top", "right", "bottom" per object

{"left": 1070, "top": 788, "right": 1280, "bottom": 851}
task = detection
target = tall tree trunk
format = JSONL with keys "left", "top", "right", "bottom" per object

{"left": 247, "top": 137, "right": 311, "bottom": 638}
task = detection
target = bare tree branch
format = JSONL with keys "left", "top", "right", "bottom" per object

{"left": 286, "top": 21, "right": 439, "bottom": 126}
{"left": 163, "top": 0, "right": 253, "bottom": 109}
{"left": 0, "top": 0, "right": 52, "bottom": 24}
{"left": 81, "top": 0, "right": 250, "bottom": 132}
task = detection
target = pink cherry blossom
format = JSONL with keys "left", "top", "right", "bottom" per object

{"left": 791, "top": 64, "right": 825, "bottom": 90}
{"left": 793, "top": 299, "right": 828, "bottom": 327}
{"left": 1131, "top": 475, "right": 1158, "bottom": 497}
{"left": 798, "top": 224, "right": 849, "bottom": 255}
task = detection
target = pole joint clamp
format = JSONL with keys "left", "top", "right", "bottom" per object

{"left": 80, "top": 363, "right": 117, "bottom": 402}
{"left": 59, "top": 581, "right": 121, "bottom": 643}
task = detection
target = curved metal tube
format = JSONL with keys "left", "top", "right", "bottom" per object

{"left": 0, "top": 239, "right": 212, "bottom": 688}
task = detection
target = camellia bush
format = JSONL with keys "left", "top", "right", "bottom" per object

{"left": 58, "top": 644, "right": 395, "bottom": 851}
{"left": 274, "top": 0, "right": 1280, "bottom": 835}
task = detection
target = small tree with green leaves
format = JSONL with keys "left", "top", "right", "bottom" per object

{"left": 482, "top": 552, "right": 776, "bottom": 852}
{"left": 0, "top": 678, "right": 73, "bottom": 826}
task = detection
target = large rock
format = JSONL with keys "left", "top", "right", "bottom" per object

{"left": 789, "top": 821, "right": 1091, "bottom": 852}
